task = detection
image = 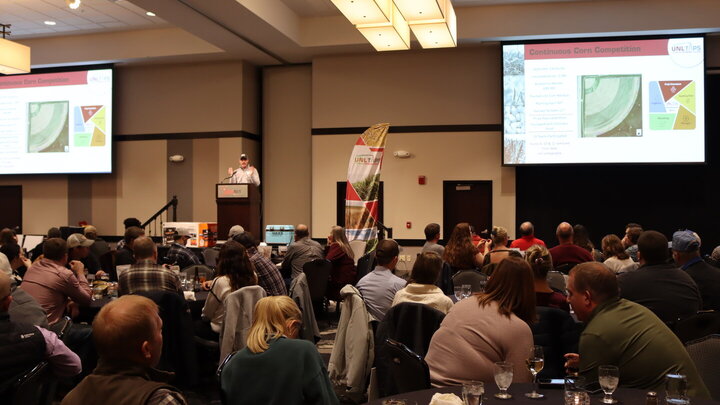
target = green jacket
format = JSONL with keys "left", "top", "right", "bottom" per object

{"left": 580, "top": 297, "right": 709, "bottom": 399}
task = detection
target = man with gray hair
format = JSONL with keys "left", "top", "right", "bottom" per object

{"left": 118, "top": 237, "right": 182, "bottom": 296}
{"left": 672, "top": 230, "right": 720, "bottom": 311}
{"left": 281, "top": 224, "right": 323, "bottom": 279}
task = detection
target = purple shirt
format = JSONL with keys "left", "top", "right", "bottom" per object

{"left": 21, "top": 259, "right": 91, "bottom": 324}
{"left": 37, "top": 326, "right": 82, "bottom": 377}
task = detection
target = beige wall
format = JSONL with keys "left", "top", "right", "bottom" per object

{"left": 262, "top": 65, "right": 313, "bottom": 228}
{"left": 310, "top": 45, "right": 514, "bottom": 239}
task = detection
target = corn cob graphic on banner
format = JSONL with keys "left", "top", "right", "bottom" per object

{"left": 344, "top": 123, "right": 389, "bottom": 252}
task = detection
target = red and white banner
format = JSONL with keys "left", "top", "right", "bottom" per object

{"left": 345, "top": 123, "right": 389, "bottom": 244}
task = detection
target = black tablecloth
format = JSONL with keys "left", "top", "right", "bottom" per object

{"left": 365, "top": 383, "right": 719, "bottom": 405}
{"left": 78, "top": 290, "right": 208, "bottom": 323}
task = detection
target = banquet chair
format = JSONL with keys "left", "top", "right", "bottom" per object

{"left": 355, "top": 251, "right": 376, "bottom": 283}
{"left": 8, "top": 361, "right": 56, "bottom": 405}
{"left": 532, "top": 306, "right": 581, "bottom": 379}
{"left": 435, "top": 261, "right": 453, "bottom": 295}
{"left": 181, "top": 264, "right": 214, "bottom": 280}
{"left": 98, "top": 250, "right": 116, "bottom": 280}
{"left": 219, "top": 285, "right": 267, "bottom": 362}
{"left": 302, "top": 259, "right": 332, "bottom": 312}
{"left": 546, "top": 271, "right": 567, "bottom": 293}
{"left": 217, "top": 351, "right": 238, "bottom": 405}
{"left": 202, "top": 247, "right": 220, "bottom": 268}
{"left": 685, "top": 334, "right": 720, "bottom": 400}
{"left": 674, "top": 311, "right": 720, "bottom": 344}
{"left": 451, "top": 269, "right": 487, "bottom": 293}
{"left": 554, "top": 263, "right": 576, "bottom": 275}
{"left": 383, "top": 338, "right": 430, "bottom": 395}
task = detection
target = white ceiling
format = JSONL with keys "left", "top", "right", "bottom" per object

{"left": 0, "top": 0, "right": 167, "bottom": 39}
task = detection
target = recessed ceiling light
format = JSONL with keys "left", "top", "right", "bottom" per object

{"left": 44, "top": 21, "right": 57, "bottom": 26}
{"left": 146, "top": 11, "right": 156, "bottom": 17}
{"left": 66, "top": 0, "right": 81, "bottom": 10}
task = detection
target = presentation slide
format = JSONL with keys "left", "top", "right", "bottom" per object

{"left": 502, "top": 37, "right": 705, "bottom": 165}
{"left": 0, "top": 68, "right": 113, "bottom": 174}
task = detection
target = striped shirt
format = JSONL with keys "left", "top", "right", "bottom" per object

{"left": 248, "top": 247, "right": 287, "bottom": 296}
{"left": 166, "top": 243, "right": 201, "bottom": 270}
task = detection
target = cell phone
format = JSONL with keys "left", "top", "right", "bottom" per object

{"left": 538, "top": 379, "right": 565, "bottom": 388}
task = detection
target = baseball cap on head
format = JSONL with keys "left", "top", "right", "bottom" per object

{"left": 671, "top": 230, "right": 700, "bottom": 252}
{"left": 67, "top": 233, "right": 94, "bottom": 249}
{"left": 239, "top": 154, "right": 248, "bottom": 160}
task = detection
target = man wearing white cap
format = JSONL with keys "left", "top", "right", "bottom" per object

{"left": 227, "top": 154, "right": 260, "bottom": 186}
{"left": 67, "top": 233, "right": 101, "bottom": 275}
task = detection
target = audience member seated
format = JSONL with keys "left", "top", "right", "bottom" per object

{"left": 324, "top": 226, "right": 357, "bottom": 302}
{"left": 115, "top": 226, "right": 145, "bottom": 267}
{"left": 115, "top": 217, "right": 142, "bottom": 251}
{"left": 84, "top": 225, "right": 110, "bottom": 261}
{"left": 166, "top": 230, "right": 201, "bottom": 270}
{"left": 61, "top": 295, "right": 188, "bottom": 405}
{"left": 425, "top": 257, "right": 534, "bottom": 386}
{"left": 421, "top": 223, "right": 445, "bottom": 257}
{"left": 711, "top": 245, "right": 720, "bottom": 268}
{"left": 618, "top": 230, "right": 701, "bottom": 324}
{"left": 392, "top": 252, "right": 453, "bottom": 314}
{"left": 198, "top": 241, "right": 258, "bottom": 341}
{"left": 21, "top": 238, "right": 92, "bottom": 324}
{"left": 443, "top": 222, "right": 484, "bottom": 272}
{"left": 29, "top": 227, "right": 61, "bottom": 262}
{"left": 0, "top": 227, "right": 16, "bottom": 247}
{"left": 564, "top": 262, "right": 709, "bottom": 398}
{"left": 622, "top": 223, "right": 643, "bottom": 262}
{"left": 573, "top": 224, "right": 603, "bottom": 262}
{"left": 67, "top": 233, "right": 101, "bottom": 275}
{"left": 9, "top": 275, "right": 49, "bottom": 329}
{"left": 0, "top": 242, "right": 31, "bottom": 280}
{"left": 525, "top": 244, "right": 570, "bottom": 311}
{"left": 356, "top": 239, "right": 406, "bottom": 321}
{"left": 510, "top": 221, "right": 545, "bottom": 251}
{"left": 0, "top": 272, "right": 81, "bottom": 388}
{"left": 228, "top": 225, "right": 245, "bottom": 240}
{"left": 672, "top": 230, "right": 720, "bottom": 311}
{"left": 118, "top": 236, "right": 182, "bottom": 296}
{"left": 233, "top": 232, "right": 286, "bottom": 296}
{"left": 219, "top": 296, "right": 338, "bottom": 405}
{"left": 281, "top": 224, "right": 323, "bottom": 280}
{"left": 549, "top": 222, "right": 593, "bottom": 268}
{"left": 601, "top": 234, "right": 635, "bottom": 274}
{"left": 482, "top": 226, "right": 522, "bottom": 270}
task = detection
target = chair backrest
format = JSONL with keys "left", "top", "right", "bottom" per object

{"left": 383, "top": 338, "right": 430, "bottom": 395}
{"left": 435, "top": 261, "right": 453, "bottom": 295}
{"left": 302, "top": 259, "right": 332, "bottom": 303}
{"left": 99, "top": 250, "right": 117, "bottom": 280}
{"left": 9, "top": 361, "right": 55, "bottom": 405}
{"left": 289, "top": 273, "right": 321, "bottom": 342}
{"left": 674, "top": 311, "right": 720, "bottom": 344}
{"left": 554, "top": 263, "right": 576, "bottom": 275}
{"left": 219, "top": 285, "right": 267, "bottom": 362}
{"left": 355, "top": 251, "right": 376, "bottom": 283}
{"left": 182, "top": 264, "right": 214, "bottom": 280}
{"left": 451, "top": 269, "right": 487, "bottom": 292}
{"left": 546, "top": 271, "right": 567, "bottom": 292}
{"left": 685, "top": 334, "right": 720, "bottom": 400}
{"left": 349, "top": 240, "right": 367, "bottom": 265}
{"left": 531, "top": 306, "right": 581, "bottom": 379}
{"left": 202, "top": 247, "right": 220, "bottom": 268}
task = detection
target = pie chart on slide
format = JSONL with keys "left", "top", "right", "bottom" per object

{"left": 581, "top": 75, "right": 641, "bottom": 137}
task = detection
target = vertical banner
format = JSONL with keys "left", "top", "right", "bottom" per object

{"left": 345, "top": 123, "right": 389, "bottom": 251}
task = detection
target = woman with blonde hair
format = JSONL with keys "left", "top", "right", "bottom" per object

{"left": 220, "top": 296, "right": 339, "bottom": 405}
{"left": 525, "top": 244, "right": 569, "bottom": 311}
{"left": 325, "top": 226, "right": 356, "bottom": 301}
{"left": 443, "top": 222, "right": 485, "bottom": 272}
{"left": 425, "top": 257, "right": 535, "bottom": 386}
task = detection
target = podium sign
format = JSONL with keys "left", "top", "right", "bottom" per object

{"left": 217, "top": 184, "right": 249, "bottom": 199}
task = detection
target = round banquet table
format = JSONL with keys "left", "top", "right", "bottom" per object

{"left": 365, "top": 383, "right": 719, "bottom": 405}
{"left": 77, "top": 290, "right": 208, "bottom": 323}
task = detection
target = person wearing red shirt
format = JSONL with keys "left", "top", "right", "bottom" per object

{"left": 510, "top": 221, "right": 546, "bottom": 251}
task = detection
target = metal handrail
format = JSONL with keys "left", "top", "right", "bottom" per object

{"left": 141, "top": 196, "right": 177, "bottom": 236}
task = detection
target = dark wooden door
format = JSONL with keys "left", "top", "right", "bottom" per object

{"left": 443, "top": 181, "right": 492, "bottom": 241}
{"left": 0, "top": 186, "right": 22, "bottom": 232}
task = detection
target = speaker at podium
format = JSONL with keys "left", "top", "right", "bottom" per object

{"left": 216, "top": 183, "right": 261, "bottom": 241}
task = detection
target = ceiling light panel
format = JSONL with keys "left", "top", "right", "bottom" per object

{"left": 356, "top": 4, "right": 410, "bottom": 51}
{"left": 393, "top": 0, "right": 446, "bottom": 20}
{"left": 330, "top": 0, "right": 393, "bottom": 25}
{"left": 410, "top": 3, "right": 457, "bottom": 48}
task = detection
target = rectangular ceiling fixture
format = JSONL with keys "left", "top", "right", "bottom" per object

{"left": 0, "top": 37, "right": 31, "bottom": 75}
{"left": 356, "top": 4, "right": 410, "bottom": 51}
{"left": 333, "top": 0, "right": 457, "bottom": 51}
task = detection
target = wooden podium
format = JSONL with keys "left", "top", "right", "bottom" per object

{"left": 216, "top": 183, "right": 261, "bottom": 240}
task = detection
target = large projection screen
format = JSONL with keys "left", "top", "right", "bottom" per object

{"left": 0, "top": 67, "right": 113, "bottom": 174}
{"left": 502, "top": 36, "right": 705, "bottom": 165}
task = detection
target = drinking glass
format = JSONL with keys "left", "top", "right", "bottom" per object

{"left": 493, "top": 361, "right": 513, "bottom": 399}
{"left": 461, "top": 284, "right": 472, "bottom": 299}
{"left": 462, "top": 381, "right": 484, "bottom": 405}
{"left": 598, "top": 365, "right": 619, "bottom": 404}
{"left": 564, "top": 390, "right": 590, "bottom": 405}
{"left": 454, "top": 286, "right": 464, "bottom": 301}
{"left": 525, "top": 345, "right": 545, "bottom": 399}
{"left": 665, "top": 373, "right": 689, "bottom": 405}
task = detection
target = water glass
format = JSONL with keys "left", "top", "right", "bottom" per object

{"left": 564, "top": 390, "right": 590, "bottom": 405}
{"left": 454, "top": 286, "right": 464, "bottom": 301}
{"left": 493, "top": 361, "right": 513, "bottom": 399}
{"left": 461, "top": 284, "right": 472, "bottom": 298}
{"left": 598, "top": 365, "right": 619, "bottom": 404}
{"left": 665, "top": 373, "right": 689, "bottom": 405}
{"left": 462, "top": 381, "right": 484, "bottom": 405}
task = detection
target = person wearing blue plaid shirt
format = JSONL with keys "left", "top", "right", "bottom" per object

{"left": 166, "top": 231, "right": 201, "bottom": 270}
{"left": 234, "top": 232, "right": 287, "bottom": 296}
